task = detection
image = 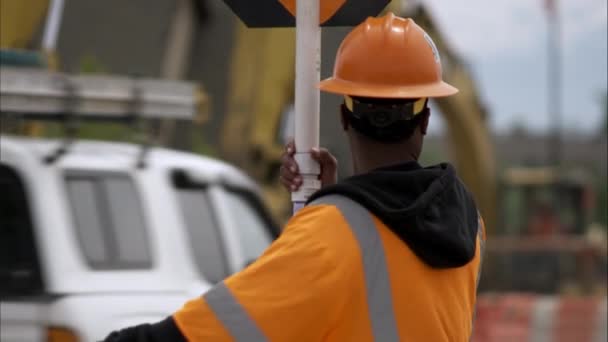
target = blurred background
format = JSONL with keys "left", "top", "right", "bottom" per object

{"left": 0, "top": 0, "right": 606, "bottom": 341}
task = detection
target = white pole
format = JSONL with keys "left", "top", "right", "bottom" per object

{"left": 292, "top": 0, "right": 321, "bottom": 214}
{"left": 547, "top": 0, "right": 562, "bottom": 167}
{"left": 42, "top": 0, "right": 66, "bottom": 52}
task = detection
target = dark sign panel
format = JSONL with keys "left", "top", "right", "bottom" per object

{"left": 222, "top": 0, "right": 390, "bottom": 27}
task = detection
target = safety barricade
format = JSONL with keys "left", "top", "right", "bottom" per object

{"left": 473, "top": 294, "right": 607, "bottom": 342}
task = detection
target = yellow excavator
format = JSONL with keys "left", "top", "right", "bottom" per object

{"left": 0, "top": 0, "right": 497, "bottom": 229}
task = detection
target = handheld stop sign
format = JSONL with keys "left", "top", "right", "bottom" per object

{"left": 222, "top": 0, "right": 390, "bottom": 213}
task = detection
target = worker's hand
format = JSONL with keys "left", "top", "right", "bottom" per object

{"left": 280, "top": 139, "right": 338, "bottom": 192}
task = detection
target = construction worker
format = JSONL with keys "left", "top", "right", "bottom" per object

{"left": 104, "top": 13, "right": 484, "bottom": 342}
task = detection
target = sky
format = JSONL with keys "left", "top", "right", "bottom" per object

{"left": 416, "top": 0, "right": 607, "bottom": 134}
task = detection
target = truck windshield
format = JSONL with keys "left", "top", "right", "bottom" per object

{"left": 0, "top": 164, "right": 45, "bottom": 298}
{"left": 172, "top": 170, "right": 278, "bottom": 282}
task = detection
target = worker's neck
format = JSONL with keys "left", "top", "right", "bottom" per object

{"left": 352, "top": 147, "right": 419, "bottom": 175}
{"left": 348, "top": 132, "right": 422, "bottom": 175}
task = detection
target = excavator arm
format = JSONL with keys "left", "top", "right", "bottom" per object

{"left": 0, "top": 0, "right": 49, "bottom": 49}
{"left": 221, "top": 23, "right": 296, "bottom": 218}
{"left": 406, "top": 4, "right": 497, "bottom": 232}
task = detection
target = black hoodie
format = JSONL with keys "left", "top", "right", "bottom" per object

{"left": 307, "top": 161, "right": 480, "bottom": 269}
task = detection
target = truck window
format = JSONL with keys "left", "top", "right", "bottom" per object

{"left": 223, "top": 190, "right": 273, "bottom": 267}
{"left": 172, "top": 170, "right": 229, "bottom": 283}
{"left": 65, "top": 173, "right": 151, "bottom": 269}
{"left": 0, "top": 164, "right": 45, "bottom": 297}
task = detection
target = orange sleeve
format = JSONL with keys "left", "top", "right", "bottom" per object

{"left": 173, "top": 296, "right": 232, "bottom": 341}
{"left": 173, "top": 204, "right": 356, "bottom": 341}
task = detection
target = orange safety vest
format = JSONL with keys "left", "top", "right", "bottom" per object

{"left": 174, "top": 194, "right": 485, "bottom": 341}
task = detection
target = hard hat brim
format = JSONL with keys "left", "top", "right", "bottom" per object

{"left": 318, "top": 77, "right": 459, "bottom": 99}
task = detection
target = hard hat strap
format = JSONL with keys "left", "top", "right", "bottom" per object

{"left": 344, "top": 96, "right": 427, "bottom": 128}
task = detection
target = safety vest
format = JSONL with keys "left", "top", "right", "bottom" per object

{"left": 174, "top": 194, "right": 485, "bottom": 341}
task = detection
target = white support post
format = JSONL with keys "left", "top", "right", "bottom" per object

{"left": 42, "top": 0, "right": 66, "bottom": 52}
{"left": 292, "top": 0, "right": 321, "bottom": 214}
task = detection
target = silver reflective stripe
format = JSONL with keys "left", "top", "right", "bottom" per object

{"left": 310, "top": 195, "right": 400, "bottom": 342}
{"left": 204, "top": 281, "right": 267, "bottom": 342}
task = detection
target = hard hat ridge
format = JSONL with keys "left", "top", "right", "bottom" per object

{"left": 319, "top": 12, "right": 458, "bottom": 99}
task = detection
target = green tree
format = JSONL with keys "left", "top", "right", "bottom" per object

{"left": 79, "top": 54, "right": 108, "bottom": 74}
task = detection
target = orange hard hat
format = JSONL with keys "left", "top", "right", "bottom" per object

{"left": 319, "top": 13, "right": 458, "bottom": 99}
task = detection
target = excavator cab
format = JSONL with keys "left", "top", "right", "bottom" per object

{"left": 499, "top": 167, "right": 593, "bottom": 237}
{"left": 480, "top": 166, "right": 604, "bottom": 294}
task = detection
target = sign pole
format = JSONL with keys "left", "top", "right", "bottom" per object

{"left": 292, "top": 0, "right": 321, "bottom": 214}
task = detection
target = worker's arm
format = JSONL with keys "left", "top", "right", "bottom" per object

{"left": 103, "top": 204, "right": 351, "bottom": 341}
{"left": 102, "top": 317, "right": 185, "bottom": 341}
{"left": 173, "top": 204, "right": 350, "bottom": 341}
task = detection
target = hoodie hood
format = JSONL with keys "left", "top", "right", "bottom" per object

{"left": 307, "top": 161, "right": 479, "bottom": 268}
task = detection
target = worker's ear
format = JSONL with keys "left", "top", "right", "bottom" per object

{"left": 420, "top": 109, "right": 430, "bottom": 135}
{"left": 340, "top": 104, "right": 350, "bottom": 131}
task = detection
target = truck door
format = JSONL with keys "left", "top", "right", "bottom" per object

{"left": 0, "top": 163, "right": 48, "bottom": 341}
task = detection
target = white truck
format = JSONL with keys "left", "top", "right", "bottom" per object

{"left": 0, "top": 136, "right": 278, "bottom": 342}
{"left": 0, "top": 67, "right": 279, "bottom": 341}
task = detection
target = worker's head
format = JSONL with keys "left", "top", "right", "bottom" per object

{"left": 319, "top": 13, "right": 458, "bottom": 169}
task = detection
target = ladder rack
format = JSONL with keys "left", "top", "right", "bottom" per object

{"left": 0, "top": 67, "right": 204, "bottom": 121}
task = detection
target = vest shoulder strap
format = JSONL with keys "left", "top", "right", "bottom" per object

{"left": 309, "top": 194, "right": 400, "bottom": 342}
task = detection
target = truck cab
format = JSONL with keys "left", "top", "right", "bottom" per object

{"left": 0, "top": 135, "right": 278, "bottom": 341}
